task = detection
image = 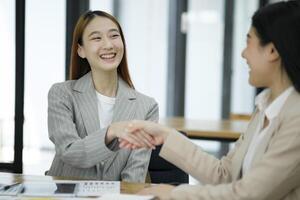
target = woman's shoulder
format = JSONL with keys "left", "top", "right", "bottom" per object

{"left": 48, "top": 80, "right": 77, "bottom": 97}
{"left": 134, "top": 89, "right": 155, "bottom": 101}
{"left": 280, "top": 90, "right": 300, "bottom": 118}
{"left": 132, "top": 89, "right": 158, "bottom": 106}
{"left": 118, "top": 78, "right": 157, "bottom": 105}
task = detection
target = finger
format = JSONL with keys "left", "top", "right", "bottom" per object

{"left": 128, "top": 132, "right": 149, "bottom": 148}
{"left": 133, "top": 130, "right": 155, "bottom": 149}
{"left": 118, "top": 138, "right": 128, "bottom": 144}
{"left": 124, "top": 131, "right": 149, "bottom": 148}
{"left": 119, "top": 140, "right": 128, "bottom": 148}
{"left": 131, "top": 130, "right": 151, "bottom": 148}
{"left": 120, "top": 131, "right": 143, "bottom": 147}
{"left": 152, "top": 136, "right": 165, "bottom": 146}
{"left": 139, "top": 129, "right": 156, "bottom": 146}
{"left": 120, "top": 141, "right": 134, "bottom": 149}
{"left": 125, "top": 143, "right": 133, "bottom": 149}
{"left": 119, "top": 138, "right": 141, "bottom": 150}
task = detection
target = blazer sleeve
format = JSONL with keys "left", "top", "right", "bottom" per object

{"left": 48, "top": 84, "right": 117, "bottom": 168}
{"left": 164, "top": 114, "right": 300, "bottom": 200}
{"left": 121, "top": 99, "right": 159, "bottom": 182}
{"left": 160, "top": 130, "right": 243, "bottom": 185}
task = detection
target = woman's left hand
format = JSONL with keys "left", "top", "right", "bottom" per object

{"left": 138, "top": 184, "right": 175, "bottom": 200}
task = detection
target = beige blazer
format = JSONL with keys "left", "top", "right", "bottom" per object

{"left": 160, "top": 90, "right": 300, "bottom": 200}
{"left": 47, "top": 72, "right": 158, "bottom": 182}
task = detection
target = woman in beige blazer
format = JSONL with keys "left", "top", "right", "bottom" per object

{"left": 118, "top": 1, "right": 300, "bottom": 199}
{"left": 47, "top": 11, "right": 158, "bottom": 182}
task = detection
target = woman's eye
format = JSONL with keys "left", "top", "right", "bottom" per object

{"left": 111, "top": 34, "right": 120, "bottom": 38}
{"left": 92, "top": 37, "right": 101, "bottom": 40}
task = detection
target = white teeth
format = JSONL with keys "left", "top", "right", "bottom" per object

{"left": 100, "top": 53, "right": 116, "bottom": 59}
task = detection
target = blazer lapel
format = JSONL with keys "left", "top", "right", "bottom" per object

{"left": 111, "top": 78, "right": 137, "bottom": 123}
{"left": 103, "top": 78, "right": 137, "bottom": 172}
{"left": 232, "top": 109, "right": 260, "bottom": 180}
{"left": 250, "top": 117, "right": 279, "bottom": 168}
{"left": 250, "top": 90, "right": 299, "bottom": 167}
{"left": 73, "top": 72, "right": 100, "bottom": 136}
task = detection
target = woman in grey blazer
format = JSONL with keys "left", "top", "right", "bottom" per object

{"left": 117, "top": 1, "right": 300, "bottom": 199}
{"left": 47, "top": 10, "right": 158, "bottom": 182}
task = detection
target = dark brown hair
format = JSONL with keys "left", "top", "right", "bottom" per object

{"left": 69, "top": 10, "right": 134, "bottom": 88}
{"left": 252, "top": 1, "right": 300, "bottom": 92}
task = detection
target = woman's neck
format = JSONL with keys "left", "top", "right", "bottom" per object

{"left": 91, "top": 69, "right": 118, "bottom": 97}
{"left": 269, "top": 71, "right": 292, "bottom": 102}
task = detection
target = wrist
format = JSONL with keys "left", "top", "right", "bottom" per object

{"left": 162, "top": 126, "right": 173, "bottom": 141}
{"left": 106, "top": 125, "right": 116, "bottom": 144}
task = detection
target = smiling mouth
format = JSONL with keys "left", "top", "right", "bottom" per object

{"left": 100, "top": 53, "right": 117, "bottom": 59}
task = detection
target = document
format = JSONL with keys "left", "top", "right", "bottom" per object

{"left": 0, "top": 183, "right": 23, "bottom": 196}
{"left": 99, "top": 194, "right": 156, "bottom": 200}
{"left": 19, "top": 180, "right": 120, "bottom": 197}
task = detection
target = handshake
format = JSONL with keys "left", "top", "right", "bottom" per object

{"left": 106, "top": 120, "right": 174, "bottom": 150}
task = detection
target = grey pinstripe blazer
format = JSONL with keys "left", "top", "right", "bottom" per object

{"left": 47, "top": 72, "right": 158, "bottom": 182}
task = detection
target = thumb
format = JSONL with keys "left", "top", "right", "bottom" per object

{"left": 127, "top": 120, "right": 145, "bottom": 132}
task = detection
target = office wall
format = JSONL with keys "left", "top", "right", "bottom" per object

{"left": 185, "top": 0, "right": 224, "bottom": 120}
{"left": 90, "top": 0, "right": 112, "bottom": 13}
{"left": 231, "top": 0, "right": 258, "bottom": 115}
{"left": 24, "top": 0, "right": 66, "bottom": 150}
{"left": 118, "top": 0, "right": 169, "bottom": 118}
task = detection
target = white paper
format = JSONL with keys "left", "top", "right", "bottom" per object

{"left": 99, "top": 194, "right": 155, "bottom": 200}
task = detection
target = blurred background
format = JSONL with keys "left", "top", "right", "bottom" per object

{"left": 0, "top": 0, "right": 283, "bottom": 181}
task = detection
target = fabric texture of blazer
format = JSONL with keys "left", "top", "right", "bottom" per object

{"left": 160, "top": 89, "right": 300, "bottom": 200}
{"left": 47, "top": 72, "right": 158, "bottom": 182}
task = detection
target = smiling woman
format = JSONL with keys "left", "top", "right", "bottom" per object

{"left": 46, "top": 10, "right": 159, "bottom": 182}
{"left": 77, "top": 17, "right": 124, "bottom": 73}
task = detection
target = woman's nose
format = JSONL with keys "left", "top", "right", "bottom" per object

{"left": 241, "top": 48, "right": 246, "bottom": 59}
{"left": 102, "top": 38, "right": 113, "bottom": 49}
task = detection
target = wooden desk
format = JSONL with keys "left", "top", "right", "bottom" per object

{"left": 160, "top": 117, "right": 249, "bottom": 142}
{"left": 0, "top": 172, "right": 151, "bottom": 195}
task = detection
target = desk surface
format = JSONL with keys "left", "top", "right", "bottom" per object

{"left": 0, "top": 172, "right": 150, "bottom": 195}
{"left": 160, "top": 117, "right": 249, "bottom": 141}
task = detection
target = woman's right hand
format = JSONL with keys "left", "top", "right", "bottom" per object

{"left": 119, "top": 120, "right": 174, "bottom": 149}
{"left": 106, "top": 121, "right": 156, "bottom": 149}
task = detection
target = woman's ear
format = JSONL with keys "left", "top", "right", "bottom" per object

{"left": 77, "top": 44, "right": 86, "bottom": 58}
{"left": 267, "top": 43, "right": 280, "bottom": 62}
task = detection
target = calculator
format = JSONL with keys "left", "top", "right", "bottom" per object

{"left": 76, "top": 181, "right": 120, "bottom": 197}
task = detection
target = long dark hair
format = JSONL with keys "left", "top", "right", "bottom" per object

{"left": 252, "top": 0, "right": 300, "bottom": 92}
{"left": 69, "top": 10, "right": 134, "bottom": 88}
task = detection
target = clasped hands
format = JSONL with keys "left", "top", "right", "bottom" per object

{"left": 107, "top": 121, "right": 176, "bottom": 199}
{"left": 107, "top": 120, "right": 173, "bottom": 150}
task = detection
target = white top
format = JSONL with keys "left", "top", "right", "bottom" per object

{"left": 95, "top": 90, "right": 116, "bottom": 128}
{"left": 242, "top": 86, "right": 294, "bottom": 175}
